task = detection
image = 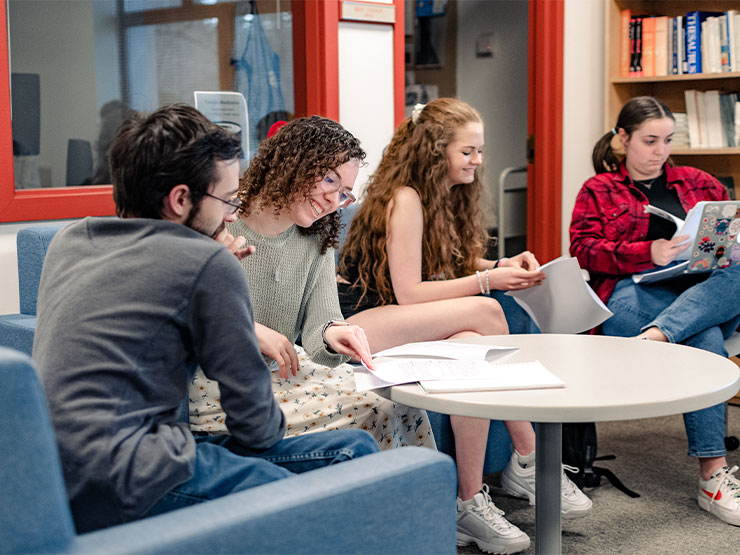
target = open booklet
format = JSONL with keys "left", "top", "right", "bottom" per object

{"left": 505, "top": 256, "right": 613, "bottom": 333}
{"left": 353, "top": 341, "right": 564, "bottom": 393}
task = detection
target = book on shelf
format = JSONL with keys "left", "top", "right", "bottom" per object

{"left": 620, "top": 8, "right": 631, "bottom": 77}
{"left": 669, "top": 16, "right": 686, "bottom": 75}
{"left": 630, "top": 16, "right": 643, "bottom": 77}
{"left": 720, "top": 14, "right": 731, "bottom": 71}
{"left": 704, "top": 90, "right": 725, "bottom": 148}
{"left": 642, "top": 16, "right": 655, "bottom": 77}
{"left": 672, "top": 112, "right": 690, "bottom": 148}
{"left": 684, "top": 90, "right": 702, "bottom": 148}
{"left": 730, "top": 10, "right": 740, "bottom": 72}
{"left": 683, "top": 89, "right": 739, "bottom": 149}
{"left": 686, "top": 11, "right": 722, "bottom": 74}
{"left": 719, "top": 93, "right": 737, "bottom": 148}
{"left": 653, "top": 16, "right": 668, "bottom": 76}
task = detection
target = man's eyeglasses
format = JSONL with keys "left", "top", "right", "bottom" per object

{"left": 203, "top": 192, "right": 242, "bottom": 215}
{"left": 316, "top": 175, "right": 356, "bottom": 208}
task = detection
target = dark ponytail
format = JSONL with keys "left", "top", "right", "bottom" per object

{"left": 592, "top": 96, "right": 674, "bottom": 174}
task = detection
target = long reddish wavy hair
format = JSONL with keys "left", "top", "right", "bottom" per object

{"left": 339, "top": 98, "right": 489, "bottom": 305}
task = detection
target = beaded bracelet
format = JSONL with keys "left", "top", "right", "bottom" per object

{"left": 484, "top": 268, "right": 491, "bottom": 295}
{"left": 475, "top": 270, "right": 486, "bottom": 295}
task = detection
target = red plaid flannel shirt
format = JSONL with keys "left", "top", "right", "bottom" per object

{"left": 569, "top": 163, "right": 728, "bottom": 305}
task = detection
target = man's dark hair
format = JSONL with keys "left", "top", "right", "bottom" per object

{"left": 109, "top": 103, "right": 242, "bottom": 218}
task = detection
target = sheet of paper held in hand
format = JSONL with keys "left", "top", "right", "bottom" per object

{"left": 505, "top": 256, "right": 613, "bottom": 334}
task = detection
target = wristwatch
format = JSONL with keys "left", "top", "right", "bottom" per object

{"left": 321, "top": 320, "right": 350, "bottom": 348}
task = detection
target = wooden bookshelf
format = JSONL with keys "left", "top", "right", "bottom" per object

{"left": 605, "top": 0, "right": 740, "bottom": 188}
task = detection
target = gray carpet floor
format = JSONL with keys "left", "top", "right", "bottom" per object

{"left": 458, "top": 404, "right": 740, "bottom": 554}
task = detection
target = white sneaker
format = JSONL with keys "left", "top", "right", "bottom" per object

{"left": 457, "top": 484, "right": 530, "bottom": 554}
{"left": 500, "top": 450, "right": 593, "bottom": 519}
{"left": 698, "top": 465, "right": 740, "bottom": 526}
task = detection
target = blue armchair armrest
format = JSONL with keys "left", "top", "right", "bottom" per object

{"left": 74, "top": 447, "right": 456, "bottom": 554}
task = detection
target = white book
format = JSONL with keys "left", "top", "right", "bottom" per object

{"left": 735, "top": 13, "right": 740, "bottom": 72}
{"left": 419, "top": 360, "right": 565, "bottom": 393}
{"left": 711, "top": 17, "right": 723, "bottom": 73}
{"left": 696, "top": 90, "right": 709, "bottom": 147}
{"left": 720, "top": 15, "right": 730, "bottom": 71}
{"left": 735, "top": 101, "right": 740, "bottom": 147}
{"left": 684, "top": 90, "right": 701, "bottom": 148}
{"left": 704, "top": 90, "right": 725, "bottom": 147}
{"left": 728, "top": 11, "right": 737, "bottom": 71}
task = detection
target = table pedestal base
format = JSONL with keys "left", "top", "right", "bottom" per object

{"left": 535, "top": 422, "right": 562, "bottom": 555}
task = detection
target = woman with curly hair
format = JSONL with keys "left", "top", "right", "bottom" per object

{"left": 189, "top": 115, "right": 435, "bottom": 450}
{"left": 338, "top": 98, "right": 591, "bottom": 553}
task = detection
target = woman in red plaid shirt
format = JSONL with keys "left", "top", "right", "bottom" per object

{"left": 570, "top": 96, "right": 740, "bottom": 527}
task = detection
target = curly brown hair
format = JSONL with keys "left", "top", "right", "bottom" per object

{"left": 238, "top": 115, "right": 366, "bottom": 254}
{"left": 339, "top": 97, "right": 488, "bottom": 305}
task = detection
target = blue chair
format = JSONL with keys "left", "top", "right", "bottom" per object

{"left": 0, "top": 346, "right": 457, "bottom": 554}
{"left": 0, "top": 225, "right": 64, "bottom": 355}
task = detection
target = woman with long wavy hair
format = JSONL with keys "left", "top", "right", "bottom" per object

{"left": 338, "top": 98, "right": 591, "bottom": 553}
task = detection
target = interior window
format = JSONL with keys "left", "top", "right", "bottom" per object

{"left": 9, "top": 0, "right": 293, "bottom": 191}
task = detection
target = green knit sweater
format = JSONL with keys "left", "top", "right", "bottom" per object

{"left": 227, "top": 217, "right": 348, "bottom": 367}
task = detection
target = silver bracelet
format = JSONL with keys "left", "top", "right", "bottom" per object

{"left": 475, "top": 271, "right": 485, "bottom": 295}
{"left": 321, "top": 320, "right": 350, "bottom": 348}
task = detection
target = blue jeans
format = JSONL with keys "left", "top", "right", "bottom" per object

{"left": 144, "top": 430, "right": 378, "bottom": 517}
{"left": 602, "top": 265, "right": 740, "bottom": 458}
{"left": 490, "top": 289, "right": 541, "bottom": 334}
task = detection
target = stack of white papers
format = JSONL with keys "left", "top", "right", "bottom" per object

{"left": 352, "top": 341, "right": 565, "bottom": 394}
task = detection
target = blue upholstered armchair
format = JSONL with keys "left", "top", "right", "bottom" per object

{"left": 0, "top": 347, "right": 457, "bottom": 554}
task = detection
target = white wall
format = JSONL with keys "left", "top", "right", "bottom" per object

{"left": 338, "top": 19, "right": 395, "bottom": 198}
{"left": 561, "top": 0, "right": 605, "bottom": 254}
{"left": 455, "top": 0, "right": 529, "bottom": 232}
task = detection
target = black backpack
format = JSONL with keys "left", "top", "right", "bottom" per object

{"left": 562, "top": 422, "right": 640, "bottom": 497}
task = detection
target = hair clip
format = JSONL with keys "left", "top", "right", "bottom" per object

{"left": 411, "top": 103, "right": 426, "bottom": 124}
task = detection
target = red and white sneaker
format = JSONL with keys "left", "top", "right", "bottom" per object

{"left": 698, "top": 465, "right": 740, "bottom": 526}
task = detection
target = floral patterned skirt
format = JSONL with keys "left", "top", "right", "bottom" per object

{"left": 190, "top": 346, "right": 436, "bottom": 451}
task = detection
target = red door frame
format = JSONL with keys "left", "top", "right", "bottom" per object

{"left": 527, "top": 0, "right": 564, "bottom": 261}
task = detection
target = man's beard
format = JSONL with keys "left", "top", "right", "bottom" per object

{"left": 184, "top": 204, "right": 225, "bottom": 239}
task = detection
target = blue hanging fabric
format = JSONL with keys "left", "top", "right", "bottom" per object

{"left": 234, "top": 10, "right": 287, "bottom": 160}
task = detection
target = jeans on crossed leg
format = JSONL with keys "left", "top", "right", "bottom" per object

{"left": 489, "top": 289, "right": 541, "bottom": 334}
{"left": 602, "top": 269, "right": 740, "bottom": 458}
{"left": 143, "top": 429, "right": 378, "bottom": 518}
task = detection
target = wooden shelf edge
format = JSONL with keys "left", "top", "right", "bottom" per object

{"left": 671, "top": 148, "right": 740, "bottom": 156}
{"left": 610, "top": 71, "right": 740, "bottom": 84}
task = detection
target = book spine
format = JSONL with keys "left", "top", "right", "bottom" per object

{"left": 620, "top": 9, "right": 631, "bottom": 77}
{"left": 672, "top": 17, "right": 679, "bottom": 74}
{"left": 635, "top": 16, "right": 643, "bottom": 76}
{"left": 654, "top": 16, "right": 668, "bottom": 76}
{"left": 629, "top": 17, "right": 636, "bottom": 76}
{"left": 642, "top": 16, "right": 655, "bottom": 77}
{"left": 685, "top": 89, "right": 700, "bottom": 149}
{"left": 686, "top": 11, "right": 701, "bottom": 73}
{"left": 720, "top": 14, "right": 730, "bottom": 71}
{"left": 678, "top": 15, "right": 685, "bottom": 73}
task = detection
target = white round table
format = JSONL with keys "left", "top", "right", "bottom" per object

{"left": 378, "top": 334, "right": 740, "bottom": 554}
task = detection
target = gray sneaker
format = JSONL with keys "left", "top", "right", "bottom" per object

{"left": 456, "top": 484, "right": 530, "bottom": 554}
{"left": 501, "top": 450, "right": 593, "bottom": 519}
